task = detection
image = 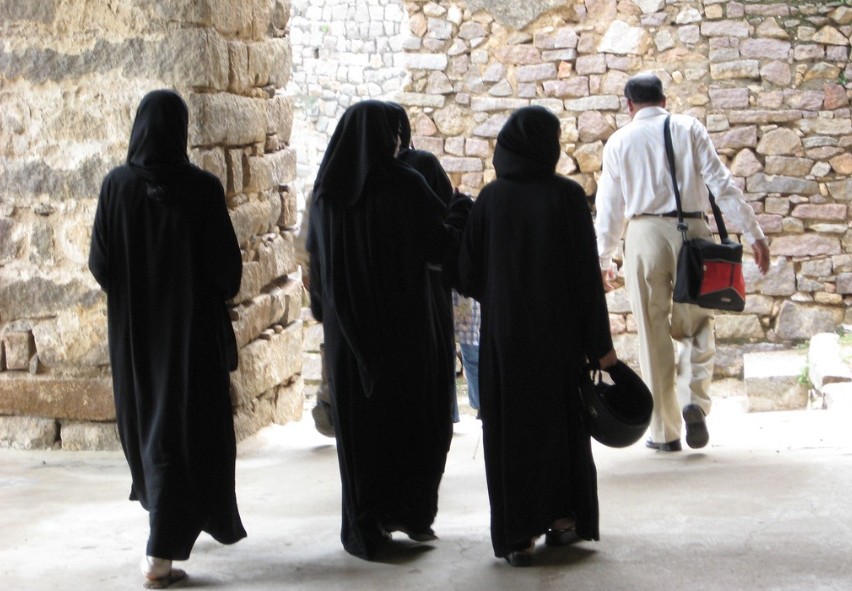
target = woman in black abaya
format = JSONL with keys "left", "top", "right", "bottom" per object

{"left": 89, "top": 90, "right": 246, "bottom": 587}
{"left": 307, "top": 100, "right": 471, "bottom": 560}
{"left": 457, "top": 106, "right": 617, "bottom": 566}
{"left": 387, "top": 102, "right": 458, "bottom": 423}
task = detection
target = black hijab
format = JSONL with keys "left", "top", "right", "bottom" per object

{"left": 492, "top": 105, "right": 562, "bottom": 179}
{"left": 387, "top": 101, "right": 413, "bottom": 156}
{"left": 313, "top": 100, "right": 401, "bottom": 206}
{"left": 126, "top": 89, "right": 191, "bottom": 183}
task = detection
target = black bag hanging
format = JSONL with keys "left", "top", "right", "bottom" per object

{"left": 664, "top": 115, "right": 746, "bottom": 312}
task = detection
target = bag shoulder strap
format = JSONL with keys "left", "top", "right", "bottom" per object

{"left": 663, "top": 115, "right": 730, "bottom": 242}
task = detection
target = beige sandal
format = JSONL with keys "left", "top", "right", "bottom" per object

{"left": 143, "top": 569, "right": 187, "bottom": 589}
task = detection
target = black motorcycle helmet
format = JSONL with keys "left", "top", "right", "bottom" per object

{"left": 580, "top": 360, "right": 653, "bottom": 448}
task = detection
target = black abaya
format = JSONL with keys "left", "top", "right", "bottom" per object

{"left": 307, "top": 100, "right": 471, "bottom": 559}
{"left": 457, "top": 106, "right": 613, "bottom": 558}
{"left": 89, "top": 90, "right": 246, "bottom": 560}
{"left": 390, "top": 102, "right": 458, "bottom": 425}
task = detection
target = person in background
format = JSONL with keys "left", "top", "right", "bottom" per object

{"left": 294, "top": 199, "right": 335, "bottom": 438}
{"left": 89, "top": 89, "right": 246, "bottom": 588}
{"left": 458, "top": 106, "right": 617, "bottom": 567}
{"left": 387, "top": 102, "right": 459, "bottom": 423}
{"left": 452, "top": 291, "right": 481, "bottom": 419}
{"left": 595, "top": 72, "right": 770, "bottom": 453}
{"left": 306, "top": 100, "right": 472, "bottom": 560}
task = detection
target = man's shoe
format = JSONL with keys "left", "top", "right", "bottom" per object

{"left": 682, "top": 404, "right": 709, "bottom": 449}
{"left": 645, "top": 438, "right": 682, "bottom": 452}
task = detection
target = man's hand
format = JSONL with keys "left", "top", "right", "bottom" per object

{"left": 752, "top": 238, "right": 770, "bottom": 275}
{"left": 601, "top": 262, "right": 618, "bottom": 292}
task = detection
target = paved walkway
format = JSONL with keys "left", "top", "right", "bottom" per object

{"left": 1, "top": 397, "right": 851, "bottom": 590}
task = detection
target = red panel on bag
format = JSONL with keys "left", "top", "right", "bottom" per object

{"left": 700, "top": 260, "right": 745, "bottom": 299}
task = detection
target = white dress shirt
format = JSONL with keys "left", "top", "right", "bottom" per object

{"left": 595, "top": 106, "right": 765, "bottom": 270}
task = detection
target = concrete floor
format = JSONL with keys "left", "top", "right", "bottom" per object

{"left": 1, "top": 397, "right": 851, "bottom": 591}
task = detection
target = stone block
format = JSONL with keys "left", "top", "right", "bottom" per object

{"left": 711, "top": 60, "right": 760, "bottom": 80}
{"left": 709, "top": 88, "right": 749, "bottom": 109}
{"left": 31, "top": 307, "right": 108, "bottom": 368}
{"left": 266, "top": 37, "right": 292, "bottom": 88}
{"left": 796, "top": 118, "right": 852, "bottom": 136}
{"left": 439, "top": 157, "right": 483, "bottom": 173}
{"left": 746, "top": 174, "right": 819, "bottom": 195}
{"left": 190, "top": 148, "right": 227, "bottom": 189}
{"left": 709, "top": 126, "right": 757, "bottom": 150}
{"left": 270, "top": 0, "right": 290, "bottom": 31}
{"left": 0, "top": 376, "right": 114, "bottom": 421}
{"left": 209, "top": 0, "right": 253, "bottom": 37}
{"left": 744, "top": 351, "right": 808, "bottom": 411}
{"left": 823, "top": 382, "right": 852, "bottom": 413}
{"left": 770, "top": 235, "right": 840, "bottom": 258}
{"left": 393, "top": 92, "right": 446, "bottom": 108}
{"left": 739, "top": 39, "right": 791, "bottom": 60}
{"left": 267, "top": 147, "right": 297, "bottom": 186}
{"left": 267, "top": 95, "right": 293, "bottom": 141}
{"left": 170, "top": 29, "right": 229, "bottom": 91}
{"left": 543, "top": 78, "right": 589, "bottom": 98}
{"left": 714, "top": 314, "right": 765, "bottom": 341}
{"left": 728, "top": 110, "right": 802, "bottom": 126}
{"left": 597, "top": 20, "right": 650, "bottom": 55}
{"left": 234, "top": 390, "right": 276, "bottom": 442}
{"left": 701, "top": 20, "right": 751, "bottom": 37}
{"left": 228, "top": 41, "right": 251, "bottom": 93}
{"left": 302, "top": 351, "right": 322, "bottom": 383}
{"left": 0, "top": 416, "right": 57, "bottom": 450}
{"left": 225, "top": 148, "right": 245, "bottom": 195}
{"left": 764, "top": 157, "right": 813, "bottom": 177}
{"left": 0, "top": 271, "right": 101, "bottom": 321}
{"left": 808, "top": 333, "right": 852, "bottom": 391}
{"left": 232, "top": 279, "right": 298, "bottom": 349}
{"left": 230, "top": 320, "right": 302, "bottom": 406}
{"left": 564, "top": 95, "right": 621, "bottom": 111}
{"left": 404, "top": 53, "right": 449, "bottom": 70}
{"left": 516, "top": 63, "right": 558, "bottom": 83}
{"left": 188, "top": 93, "right": 268, "bottom": 148}
{"left": 230, "top": 197, "right": 274, "bottom": 248}
{"left": 273, "top": 377, "right": 304, "bottom": 425}
{"left": 791, "top": 204, "right": 847, "bottom": 221}
{"left": 278, "top": 186, "right": 297, "bottom": 229}
{"left": 493, "top": 45, "right": 543, "bottom": 65}
{"left": 60, "top": 420, "right": 121, "bottom": 451}
{"left": 3, "top": 332, "right": 34, "bottom": 370}
{"left": 774, "top": 301, "right": 844, "bottom": 340}
{"left": 245, "top": 154, "right": 273, "bottom": 193}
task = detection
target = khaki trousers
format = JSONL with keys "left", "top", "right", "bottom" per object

{"left": 624, "top": 216, "right": 715, "bottom": 444}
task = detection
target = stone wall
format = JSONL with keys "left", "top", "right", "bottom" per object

{"left": 287, "top": 0, "right": 409, "bottom": 198}
{"left": 289, "top": 0, "right": 851, "bottom": 375}
{"left": 0, "top": 0, "right": 303, "bottom": 449}
{"left": 392, "top": 0, "right": 852, "bottom": 374}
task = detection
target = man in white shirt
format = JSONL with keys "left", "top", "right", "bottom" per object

{"left": 595, "top": 72, "right": 770, "bottom": 452}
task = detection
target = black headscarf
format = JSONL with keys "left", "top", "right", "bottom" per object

{"left": 313, "top": 100, "right": 401, "bottom": 206}
{"left": 492, "top": 105, "right": 562, "bottom": 179}
{"left": 126, "top": 89, "right": 191, "bottom": 183}
{"left": 387, "top": 101, "right": 413, "bottom": 155}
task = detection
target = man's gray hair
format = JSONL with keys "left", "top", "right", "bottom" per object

{"left": 624, "top": 73, "right": 666, "bottom": 104}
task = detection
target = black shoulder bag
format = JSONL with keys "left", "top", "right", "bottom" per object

{"left": 664, "top": 115, "right": 746, "bottom": 312}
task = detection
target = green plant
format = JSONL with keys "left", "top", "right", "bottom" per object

{"left": 797, "top": 365, "right": 812, "bottom": 387}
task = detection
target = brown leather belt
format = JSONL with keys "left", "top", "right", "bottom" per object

{"left": 643, "top": 210, "right": 705, "bottom": 219}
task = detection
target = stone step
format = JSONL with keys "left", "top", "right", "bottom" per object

{"left": 743, "top": 350, "right": 809, "bottom": 412}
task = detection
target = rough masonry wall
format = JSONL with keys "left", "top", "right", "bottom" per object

{"left": 0, "top": 0, "right": 303, "bottom": 449}
{"left": 392, "top": 0, "right": 852, "bottom": 375}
